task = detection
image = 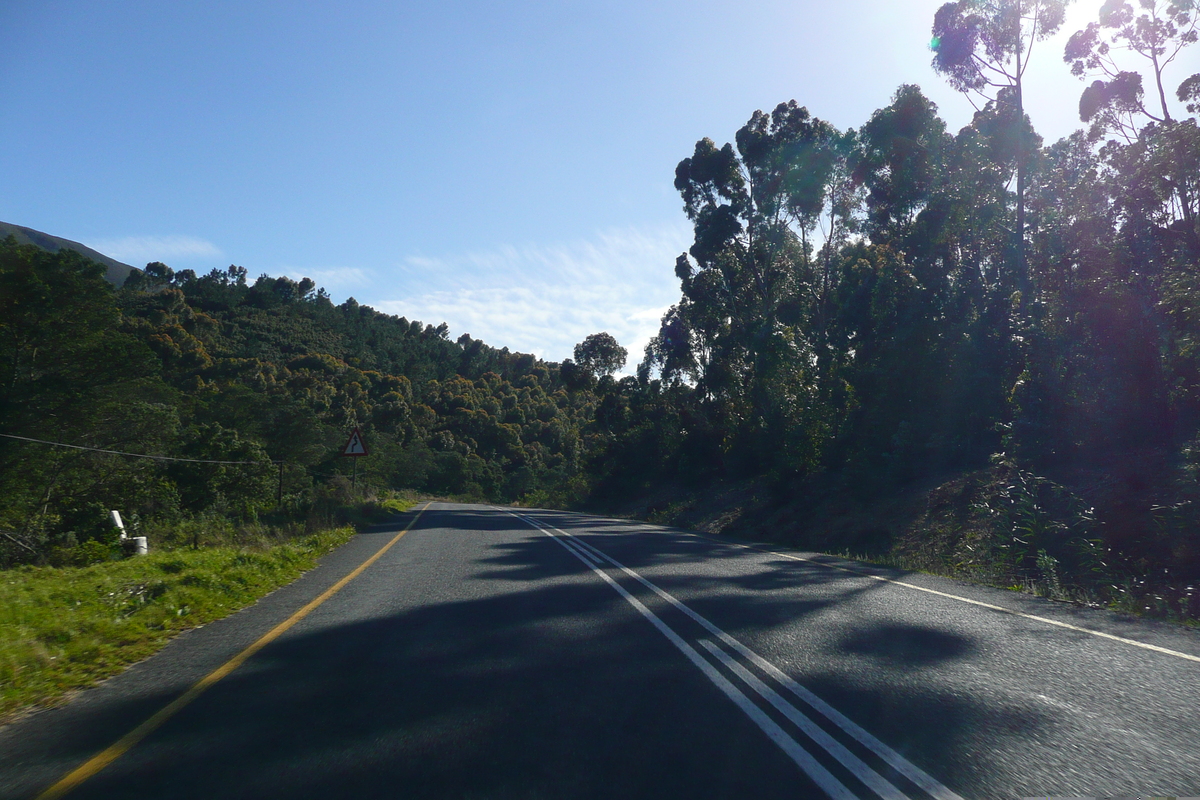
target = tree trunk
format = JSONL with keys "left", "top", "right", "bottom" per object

{"left": 1015, "top": 0, "right": 1028, "bottom": 306}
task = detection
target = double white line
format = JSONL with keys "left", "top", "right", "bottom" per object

{"left": 508, "top": 511, "right": 964, "bottom": 800}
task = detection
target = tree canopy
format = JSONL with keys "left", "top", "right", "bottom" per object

{"left": 573, "top": 332, "right": 628, "bottom": 377}
{"left": 4, "top": 16, "right": 1200, "bottom": 613}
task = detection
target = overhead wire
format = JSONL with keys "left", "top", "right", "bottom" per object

{"left": 0, "top": 433, "right": 274, "bottom": 465}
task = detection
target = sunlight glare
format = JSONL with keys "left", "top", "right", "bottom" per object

{"left": 1065, "top": 0, "right": 1121, "bottom": 31}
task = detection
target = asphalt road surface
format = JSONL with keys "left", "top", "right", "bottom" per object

{"left": 3, "top": 502, "right": 1200, "bottom": 799}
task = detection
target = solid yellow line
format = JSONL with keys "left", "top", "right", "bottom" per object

{"left": 36, "top": 502, "right": 431, "bottom": 800}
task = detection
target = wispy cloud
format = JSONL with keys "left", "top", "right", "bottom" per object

{"left": 282, "top": 266, "right": 372, "bottom": 293}
{"left": 377, "top": 221, "right": 690, "bottom": 369}
{"left": 84, "top": 235, "right": 223, "bottom": 264}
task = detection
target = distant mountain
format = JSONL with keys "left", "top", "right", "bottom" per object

{"left": 0, "top": 220, "right": 136, "bottom": 286}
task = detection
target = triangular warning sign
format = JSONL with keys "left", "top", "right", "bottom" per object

{"left": 340, "top": 427, "right": 369, "bottom": 457}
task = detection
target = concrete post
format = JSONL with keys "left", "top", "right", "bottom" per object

{"left": 112, "top": 510, "right": 148, "bottom": 555}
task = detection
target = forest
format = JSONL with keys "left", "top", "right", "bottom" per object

{"left": 2, "top": 0, "right": 1198, "bottom": 618}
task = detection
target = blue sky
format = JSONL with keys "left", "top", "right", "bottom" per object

{"left": 1, "top": 0, "right": 1168, "bottom": 366}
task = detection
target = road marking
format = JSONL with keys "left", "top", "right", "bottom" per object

{"left": 559, "top": 531, "right": 964, "bottom": 800}
{"left": 558, "top": 536, "right": 600, "bottom": 568}
{"left": 698, "top": 639, "right": 912, "bottom": 800}
{"left": 510, "top": 510, "right": 965, "bottom": 800}
{"left": 513, "top": 514, "right": 858, "bottom": 799}
{"left": 35, "top": 503, "right": 431, "bottom": 800}
{"left": 553, "top": 510, "right": 1200, "bottom": 665}
{"left": 694, "top": 536, "right": 1200, "bottom": 665}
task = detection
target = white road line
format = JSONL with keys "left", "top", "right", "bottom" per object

{"left": 513, "top": 511, "right": 966, "bottom": 800}
{"left": 541, "top": 509, "right": 1200, "bottom": 664}
{"left": 557, "top": 536, "right": 601, "bottom": 567}
{"left": 683, "top": 533, "right": 1200, "bottom": 665}
{"left": 513, "top": 513, "right": 859, "bottom": 800}
{"left": 698, "top": 639, "right": 911, "bottom": 800}
{"left": 560, "top": 531, "right": 963, "bottom": 800}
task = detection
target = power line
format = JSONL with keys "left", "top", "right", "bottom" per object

{"left": 0, "top": 433, "right": 273, "bottom": 465}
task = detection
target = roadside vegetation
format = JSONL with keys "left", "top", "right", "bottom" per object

{"left": 2, "top": 1, "right": 1198, "bottom": 643}
{"left": 581, "top": 0, "right": 1200, "bottom": 624}
{"left": 0, "top": 491, "right": 416, "bottom": 722}
{"left": 611, "top": 464, "right": 1199, "bottom": 626}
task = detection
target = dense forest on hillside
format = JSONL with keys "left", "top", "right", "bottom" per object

{"left": 0, "top": 245, "right": 609, "bottom": 562}
{"left": 2, "top": 0, "right": 1198, "bottom": 616}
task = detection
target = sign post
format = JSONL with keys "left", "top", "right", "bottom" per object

{"left": 339, "top": 427, "right": 369, "bottom": 490}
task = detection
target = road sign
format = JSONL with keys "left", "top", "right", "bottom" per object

{"left": 340, "top": 427, "right": 369, "bottom": 457}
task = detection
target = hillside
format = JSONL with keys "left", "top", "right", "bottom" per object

{"left": 0, "top": 240, "right": 604, "bottom": 566}
{"left": 0, "top": 220, "right": 135, "bottom": 286}
{"left": 3, "top": 83, "right": 1200, "bottom": 625}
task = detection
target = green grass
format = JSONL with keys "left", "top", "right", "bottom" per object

{"left": 0, "top": 526, "right": 359, "bottom": 721}
{"left": 378, "top": 494, "right": 420, "bottom": 515}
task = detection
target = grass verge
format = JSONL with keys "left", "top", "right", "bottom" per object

{"left": 0, "top": 525, "right": 363, "bottom": 723}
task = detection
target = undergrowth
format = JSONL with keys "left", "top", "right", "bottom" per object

{"left": 0, "top": 493, "right": 418, "bottom": 722}
{"left": 618, "top": 463, "right": 1200, "bottom": 626}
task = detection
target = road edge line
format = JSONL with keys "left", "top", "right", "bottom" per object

{"left": 35, "top": 502, "right": 431, "bottom": 800}
{"left": 536, "top": 509, "right": 1200, "bottom": 665}
{"left": 754, "top": 549, "right": 1200, "bottom": 664}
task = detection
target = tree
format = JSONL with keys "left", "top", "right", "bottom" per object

{"left": 1063, "top": 0, "right": 1199, "bottom": 139}
{"left": 654, "top": 103, "right": 848, "bottom": 393}
{"left": 1061, "top": 0, "right": 1199, "bottom": 267}
{"left": 931, "top": 0, "right": 1070, "bottom": 100}
{"left": 0, "top": 238, "right": 174, "bottom": 557}
{"left": 931, "top": 0, "right": 1071, "bottom": 298}
{"left": 854, "top": 85, "right": 951, "bottom": 246}
{"left": 642, "top": 103, "right": 854, "bottom": 473}
{"left": 573, "top": 332, "right": 627, "bottom": 378}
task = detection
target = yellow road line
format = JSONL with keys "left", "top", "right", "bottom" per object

{"left": 36, "top": 502, "right": 431, "bottom": 800}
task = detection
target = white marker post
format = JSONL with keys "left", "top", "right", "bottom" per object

{"left": 111, "top": 510, "right": 148, "bottom": 555}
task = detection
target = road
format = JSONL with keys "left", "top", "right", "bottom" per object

{"left": 3, "top": 502, "right": 1200, "bottom": 799}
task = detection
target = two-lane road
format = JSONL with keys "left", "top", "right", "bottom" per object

{"left": 3, "top": 502, "right": 1199, "bottom": 798}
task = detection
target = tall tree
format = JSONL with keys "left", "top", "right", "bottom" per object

{"left": 1062, "top": 0, "right": 1200, "bottom": 264}
{"left": 573, "top": 332, "right": 628, "bottom": 378}
{"left": 644, "top": 102, "right": 850, "bottom": 472}
{"left": 1064, "top": 0, "right": 1199, "bottom": 139}
{"left": 854, "top": 85, "right": 951, "bottom": 248}
{"left": 931, "top": 0, "right": 1071, "bottom": 299}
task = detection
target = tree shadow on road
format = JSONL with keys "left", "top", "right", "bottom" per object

{"left": 839, "top": 623, "right": 976, "bottom": 667}
{"left": 0, "top": 505, "right": 1096, "bottom": 800}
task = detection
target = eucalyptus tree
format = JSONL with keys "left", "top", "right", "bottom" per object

{"left": 573, "top": 332, "right": 627, "bottom": 378}
{"left": 1062, "top": 0, "right": 1200, "bottom": 270}
{"left": 644, "top": 101, "right": 853, "bottom": 471}
{"left": 931, "top": 0, "right": 1071, "bottom": 299}
{"left": 854, "top": 85, "right": 952, "bottom": 249}
{"left": 1064, "top": 0, "right": 1199, "bottom": 138}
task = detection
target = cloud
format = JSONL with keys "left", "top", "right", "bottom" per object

{"left": 377, "top": 221, "right": 690, "bottom": 369}
{"left": 282, "top": 266, "right": 372, "bottom": 292}
{"left": 84, "top": 235, "right": 223, "bottom": 264}
{"left": 628, "top": 304, "right": 672, "bottom": 322}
